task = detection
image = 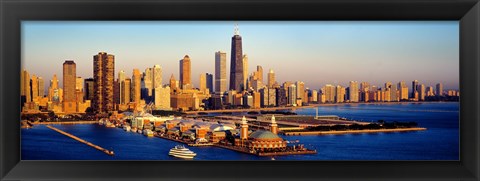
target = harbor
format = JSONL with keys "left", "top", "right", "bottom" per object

{"left": 21, "top": 102, "right": 460, "bottom": 160}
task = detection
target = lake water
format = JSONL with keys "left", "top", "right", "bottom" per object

{"left": 21, "top": 102, "right": 459, "bottom": 160}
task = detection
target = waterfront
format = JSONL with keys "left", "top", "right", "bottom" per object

{"left": 21, "top": 102, "right": 459, "bottom": 160}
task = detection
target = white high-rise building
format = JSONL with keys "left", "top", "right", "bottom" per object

{"left": 215, "top": 51, "right": 227, "bottom": 94}
{"left": 153, "top": 65, "right": 162, "bottom": 89}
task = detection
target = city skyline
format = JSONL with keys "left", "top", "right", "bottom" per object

{"left": 22, "top": 21, "right": 459, "bottom": 91}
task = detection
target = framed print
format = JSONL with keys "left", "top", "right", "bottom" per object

{"left": 1, "top": 0, "right": 479, "bottom": 180}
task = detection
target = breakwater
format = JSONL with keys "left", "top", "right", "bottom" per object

{"left": 46, "top": 125, "right": 115, "bottom": 156}
{"left": 283, "top": 127, "right": 427, "bottom": 136}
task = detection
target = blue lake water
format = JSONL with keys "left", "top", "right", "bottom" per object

{"left": 21, "top": 102, "right": 459, "bottom": 160}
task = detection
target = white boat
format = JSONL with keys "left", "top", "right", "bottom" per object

{"left": 137, "top": 129, "right": 143, "bottom": 134}
{"left": 143, "top": 129, "right": 153, "bottom": 137}
{"left": 169, "top": 145, "right": 196, "bottom": 159}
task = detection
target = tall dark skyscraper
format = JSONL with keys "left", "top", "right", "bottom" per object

{"left": 229, "top": 24, "right": 244, "bottom": 92}
{"left": 63, "top": 60, "right": 76, "bottom": 113}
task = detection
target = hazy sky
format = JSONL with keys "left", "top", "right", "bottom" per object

{"left": 22, "top": 21, "right": 459, "bottom": 91}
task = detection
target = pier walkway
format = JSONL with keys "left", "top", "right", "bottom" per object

{"left": 46, "top": 125, "right": 114, "bottom": 156}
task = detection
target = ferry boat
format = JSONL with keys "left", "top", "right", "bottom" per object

{"left": 143, "top": 129, "right": 154, "bottom": 137}
{"left": 168, "top": 145, "right": 197, "bottom": 159}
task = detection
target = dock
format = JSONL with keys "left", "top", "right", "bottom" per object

{"left": 46, "top": 125, "right": 114, "bottom": 156}
{"left": 152, "top": 133, "right": 316, "bottom": 156}
{"left": 213, "top": 144, "right": 317, "bottom": 156}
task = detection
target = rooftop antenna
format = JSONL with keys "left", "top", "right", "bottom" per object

{"left": 234, "top": 23, "right": 240, "bottom": 35}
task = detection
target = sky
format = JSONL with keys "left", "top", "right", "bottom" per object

{"left": 22, "top": 21, "right": 459, "bottom": 91}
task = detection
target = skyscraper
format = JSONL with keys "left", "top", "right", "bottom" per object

{"left": 48, "top": 74, "right": 59, "bottom": 102}
{"left": 38, "top": 77, "right": 45, "bottom": 98}
{"left": 436, "top": 83, "right": 443, "bottom": 96}
{"left": 256, "top": 65, "right": 263, "bottom": 83}
{"left": 412, "top": 80, "right": 419, "bottom": 98}
{"left": 229, "top": 24, "right": 244, "bottom": 92}
{"left": 398, "top": 81, "right": 409, "bottom": 101}
{"left": 63, "top": 60, "right": 76, "bottom": 113}
{"left": 144, "top": 67, "right": 153, "bottom": 96}
{"left": 179, "top": 55, "right": 192, "bottom": 89}
{"left": 132, "top": 69, "right": 141, "bottom": 104}
{"left": 153, "top": 65, "right": 162, "bottom": 89}
{"left": 22, "top": 70, "right": 31, "bottom": 103}
{"left": 215, "top": 51, "right": 227, "bottom": 94}
{"left": 323, "top": 84, "right": 336, "bottom": 103}
{"left": 417, "top": 84, "right": 425, "bottom": 101}
{"left": 199, "top": 73, "right": 206, "bottom": 93}
{"left": 122, "top": 78, "right": 131, "bottom": 104}
{"left": 84, "top": 78, "right": 94, "bottom": 101}
{"left": 31, "top": 75, "right": 38, "bottom": 101}
{"left": 335, "top": 85, "right": 345, "bottom": 103}
{"left": 296, "top": 81, "right": 305, "bottom": 104}
{"left": 288, "top": 84, "right": 297, "bottom": 106}
{"left": 93, "top": 52, "right": 115, "bottom": 113}
{"left": 206, "top": 73, "right": 213, "bottom": 93}
{"left": 268, "top": 69, "right": 275, "bottom": 88}
{"left": 349, "top": 81, "right": 359, "bottom": 102}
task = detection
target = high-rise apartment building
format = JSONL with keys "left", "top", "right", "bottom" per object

{"left": 93, "top": 52, "right": 115, "bottom": 113}
{"left": 349, "top": 81, "right": 359, "bottom": 102}
{"left": 63, "top": 60, "right": 76, "bottom": 113}
{"left": 229, "top": 24, "right": 244, "bottom": 92}
{"left": 336, "top": 85, "right": 345, "bottom": 103}
{"left": 296, "top": 81, "right": 305, "bottom": 104}
{"left": 288, "top": 84, "right": 297, "bottom": 106}
{"left": 417, "top": 84, "right": 425, "bottom": 101}
{"left": 324, "top": 84, "right": 336, "bottom": 103}
{"left": 398, "top": 81, "right": 409, "bottom": 101}
{"left": 215, "top": 51, "right": 227, "bottom": 94}
{"left": 436, "top": 83, "right": 443, "bottom": 96}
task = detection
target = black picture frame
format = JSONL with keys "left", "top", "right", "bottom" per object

{"left": 1, "top": 0, "right": 479, "bottom": 180}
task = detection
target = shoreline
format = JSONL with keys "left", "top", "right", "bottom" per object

{"left": 283, "top": 127, "right": 427, "bottom": 136}
{"left": 185, "top": 101, "right": 458, "bottom": 114}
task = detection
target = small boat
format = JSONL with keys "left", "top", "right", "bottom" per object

{"left": 124, "top": 125, "right": 131, "bottom": 132}
{"left": 169, "top": 145, "right": 196, "bottom": 159}
{"left": 143, "top": 129, "right": 154, "bottom": 137}
{"left": 137, "top": 129, "right": 143, "bottom": 134}
{"left": 131, "top": 127, "right": 138, "bottom": 133}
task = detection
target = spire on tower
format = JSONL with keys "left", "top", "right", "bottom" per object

{"left": 271, "top": 115, "right": 276, "bottom": 124}
{"left": 234, "top": 23, "right": 240, "bottom": 35}
{"left": 241, "top": 116, "right": 247, "bottom": 124}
